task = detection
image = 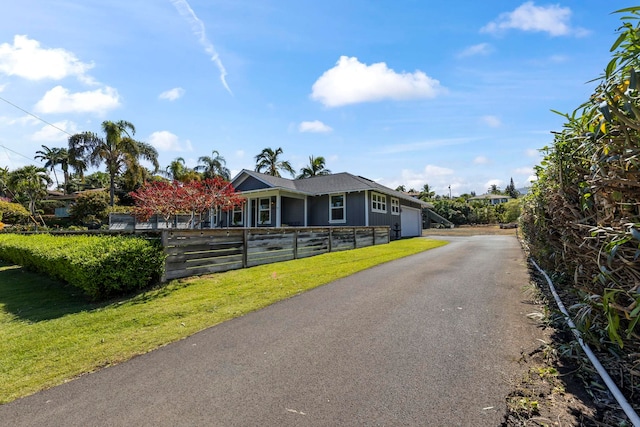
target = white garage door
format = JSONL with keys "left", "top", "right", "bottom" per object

{"left": 400, "top": 206, "right": 421, "bottom": 237}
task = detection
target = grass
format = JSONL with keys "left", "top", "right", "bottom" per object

{"left": 0, "top": 237, "right": 447, "bottom": 404}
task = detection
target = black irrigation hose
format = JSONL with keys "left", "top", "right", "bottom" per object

{"left": 530, "top": 258, "right": 640, "bottom": 426}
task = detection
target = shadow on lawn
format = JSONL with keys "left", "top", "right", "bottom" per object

{"left": 0, "top": 263, "right": 102, "bottom": 322}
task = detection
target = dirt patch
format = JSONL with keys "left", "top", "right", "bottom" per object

{"left": 422, "top": 225, "right": 518, "bottom": 237}
{"left": 502, "top": 271, "right": 634, "bottom": 426}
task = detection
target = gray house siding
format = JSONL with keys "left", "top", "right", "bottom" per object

{"left": 307, "top": 195, "right": 329, "bottom": 225}
{"left": 236, "top": 176, "right": 268, "bottom": 192}
{"left": 347, "top": 192, "right": 366, "bottom": 225}
{"left": 227, "top": 170, "right": 433, "bottom": 237}
{"left": 282, "top": 197, "right": 304, "bottom": 226}
{"left": 306, "top": 192, "right": 365, "bottom": 226}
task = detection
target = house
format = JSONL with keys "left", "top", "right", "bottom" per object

{"left": 46, "top": 188, "right": 107, "bottom": 217}
{"left": 467, "top": 194, "right": 512, "bottom": 205}
{"left": 222, "top": 170, "right": 433, "bottom": 238}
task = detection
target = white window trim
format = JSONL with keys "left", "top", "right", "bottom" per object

{"left": 329, "top": 193, "right": 346, "bottom": 224}
{"left": 209, "top": 208, "right": 219, "bottom": 228}
{"left": 391, "top": 197, "right": 400, "bottom": 215}
{"left": 371, "top": 192, "right": 387, "bottom": 213}
{"left": 232, "top": 204, "right": 244, "bottom": 226}
{"left": 258, "top": 197, "right": 271, "bottom": 225}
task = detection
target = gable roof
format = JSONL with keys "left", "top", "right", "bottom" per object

{"left": 232, "top": 169, "right": 432, "bottom": 208}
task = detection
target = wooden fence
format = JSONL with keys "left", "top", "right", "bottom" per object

{"left": 162, "top": 226, "right": 390, "bottom": 281}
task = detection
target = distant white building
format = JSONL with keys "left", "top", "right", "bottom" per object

{"left": 467, "top": 194, "right": 512, "bottom": 205}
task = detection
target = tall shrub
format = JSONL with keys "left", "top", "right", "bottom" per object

{"left": 521, "top": 7, "right": 640, "bottom": 350}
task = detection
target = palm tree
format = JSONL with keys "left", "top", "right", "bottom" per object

{"left": 162, "top": 157, "right": 202, "bottom": 183}
{"left": 488, "top": 184, "right": 501, "bottom": 195}
{"left": 34, "top": 145, "right": 65, "bottom": 191}
{"left": 163, "top": 157, "right": 189, "bottom": 181}
{"left": 35, "top": 146, "right": 83, "bottom": 194}
{"left": 195, "top": 150, "right": 231, "bottom": 180}
{"left": 296, "top": 155, "right": 331, "bottom": 179}
{"left": 419, "top": 183, "right": 435, "bottom": 200}
{"left": 68, "top": 120, "right": 159, "bottom": 206}
{"left": 8, "top": 165, "right": 52, "bottom": 216}
{"left": 0, "top": 166, "right": 12, "bottom": 199}
{"left": 84, "top": 171, "right": 110, "bottom": 189}
{"left": 255, "top": 147, "right": 295, "bottom": 177}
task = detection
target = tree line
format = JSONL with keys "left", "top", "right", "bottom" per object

{"left": 1, "top": 117, "right": 523, "bottom": 228}
{"left": 0, "top": 120, "right": 332, "bottom": 227}
{"left": 392, "top": 179, "right": 522, "bottom": 226}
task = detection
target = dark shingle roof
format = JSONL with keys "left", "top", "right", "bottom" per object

{"left": 233, "top": 170, "right": 432, "bottom": 207}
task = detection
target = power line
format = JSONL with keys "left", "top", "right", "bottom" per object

{"left": 0, "top": 143, "right": 34, "bottom": 161}
{"left": 0, "top": 95, "right": 74, "bottom": 178}
{"left": 0, "top": 94, "right": 73, "bottom": 137}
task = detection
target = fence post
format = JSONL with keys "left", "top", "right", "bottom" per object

{"left": 160, "top": 230, "right": 169, "bottom": 283}
{"left": 353, "top": 227, "right": 357, "bottom": 249}
{"left": 242, "top": 229, "right": 248, "bottom": 268}
{"left": 328, "top": 227, "right": 333, "bottom": 253}
{"left": 293, "top": 229, "right": 298, "bottom": 259}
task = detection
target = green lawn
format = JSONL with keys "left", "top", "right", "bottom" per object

{"left": 0, "top": 237, "right": 447, "bottom": 404}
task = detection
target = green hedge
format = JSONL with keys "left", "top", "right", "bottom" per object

{"left": 0, "top": 200, "right": 30, "bottom": 224}
{"left": 0, "top": 234, "right": 165, "bottom": 300}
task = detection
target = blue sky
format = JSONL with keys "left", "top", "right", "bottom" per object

{"left": 0, "top": 1, "right": 631, "bottom": 196}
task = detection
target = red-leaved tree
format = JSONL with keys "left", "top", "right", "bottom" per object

{"left": 129, "top": 178, "right": 244, "bottom": 228}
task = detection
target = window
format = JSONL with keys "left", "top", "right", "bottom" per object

{"left": 329, "top": 193, "right": 345, "bottom": 223}
{"left": 209, "top": 208, "right": 219, "bottom": 227}
{"left": 258, "top": 198, "right": 271, "bottom": 225}
{"left": 232, "top": 205, "right": 244, "bottom": 225}
{"left": 371, "top": 192, "right": 387, "bottom": 213}
{"left": 391, "top": 197, "right": 400, "bottom": 215}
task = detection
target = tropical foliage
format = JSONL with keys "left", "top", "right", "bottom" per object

{"left": 297, "top": 155, "right": 331, "bottom": 179}
{"left": 69, "top": 120, "right": 159, "bottom": 206}
{"left": 520, "top": 7, "right": 640, "bottom": 358}
{"left": 196, "top": 150, "right": 231, "bottom": 180}
{"left": 68, "top": 190, "right": 112, "bottom": 226}
{"left": 129, "top": 178, "right": 244, "bottom": 228}
{"left": 255, "top": 147, "right": 295, "bottom": 177}
{"left": 7, "top": 165, "right": 52, "bottom": 217}
{"left": 0, "top": 199, "right": 30, "bottom": 224}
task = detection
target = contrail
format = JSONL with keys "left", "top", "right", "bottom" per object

{"left": 170, "top": 0, "right": 233, "bottom": 95}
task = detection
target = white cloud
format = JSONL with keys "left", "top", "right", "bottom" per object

{"left": 481, "top": 2, "right": 587, "bottom": 37}
{"left": 170, "top": 0, "right": 232, "bottom": 95}
{"left": 484, "top": 179, "right": 503, "bottom": 190}
{"left": 0, "top": 83, "right": 6, "bottom": 92}
{"left": 526, "top": 148, "right": 540, "bottom": 157}
{"left": 424, "top": 164, "right": 454, "bottom": 177}
{"left": 458, "top": 43, "right": 493, "bottom": 58}
{"left": 311, "top": 56, "right": 445, "bottom": 107}
{"left": 514, "top": 166, "right": 534, "bottom": 175}
{"left": 0, "top": 35, "right": 94, "bottom": 82}
{"left": 473, "top": 156, "right": 490, "bottom": 165}
{"left": 159, "top": 87, "right": 185, "bottom": 101}
{"left": 34, "top": 85, "right": 121, "bottom": 115}
{"left": 480, "top": 115, "right": 502, "bottom": 128}
{"left": 299, "top": 120, "right": 333, "bottom": 133}
{"left": 148, "top": 130, "right": 193, "bottom": 152}
{"left": 31, "top": 120, "right": 78, "bottom": 142}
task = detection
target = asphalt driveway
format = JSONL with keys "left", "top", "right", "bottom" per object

{"left": 0, "top": 235, "right": 542, "bottom": 426}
